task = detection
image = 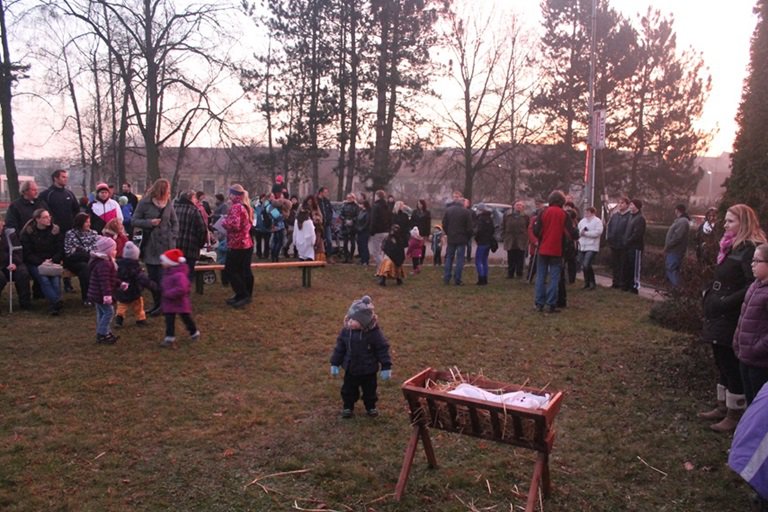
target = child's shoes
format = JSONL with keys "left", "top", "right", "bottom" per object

{"left": 160, "top": 336, "right": 176, "bottom": 348}
{"left": 136, "top": 320, "right": 148, "bottom": 327}
{"left": 97, "top": 332, "right": 118, "bottom": 345}
{"left": 114, "top": 315, "right": 124, "bottom": 328}
{"left": 190, "top": 330, "right": 201, "bottom": 341}
{"left": 341, "top": 408, "right": 353, "bottom": 419}
{"left": 366, "top": 408, "right": 379, "bottom": 417}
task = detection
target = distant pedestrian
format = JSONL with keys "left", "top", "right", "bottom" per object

{"left": 622, "top": 199, "right": 646, "bottom": 294}
{"left": 577, "top": 207, "right": 604, "bottom": 290}
{"left": 442, "top": 192, "right": 473, "bottom": 286}
{"left": 502, "top": 201, "right": 529, "bottom": 279}
{"left": 606, "top": 197, "right": 630, "bottom": 289}
{"left": 664, "top": 204, "right": 691, "bottom": 288}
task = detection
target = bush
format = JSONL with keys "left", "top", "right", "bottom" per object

{"left": 649, "top": 255, "right": 712, "bottom": 334}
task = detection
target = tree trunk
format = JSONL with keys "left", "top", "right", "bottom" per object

{"left": 345, "top": 0, "right": 359, "bottom": 195}
{"left": 0, "top": 0, "right": 20, "bottom": 201}
{"left": 143, "top": 0, "right": 160, "bottom": 183}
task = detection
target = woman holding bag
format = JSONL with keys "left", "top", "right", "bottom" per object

{"left": 21, "top": 208, "right": 65, "bottom": 315}
{"left": 132, "top": 179, "right": 179, "bottom": 316}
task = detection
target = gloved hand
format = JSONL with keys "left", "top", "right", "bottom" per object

{"left": 120, "top": 281, "right": 129, "bottom": 291}
{"left": 103, "top": 295, "right": 113, "bottom": 305}
{"left": 380, "top": 369, "right": 392, "bottom": 381}
{"left": 330, "top": 365, "right": 340, "bottom": 377}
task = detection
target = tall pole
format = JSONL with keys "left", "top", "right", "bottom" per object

{"left": 585, "top": 0, "right": 597, "bottom": 210}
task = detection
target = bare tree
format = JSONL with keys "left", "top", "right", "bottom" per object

{"left": 56, "top": 0, "right": 235, "bottom": 184}
{"left": 0, "top": 0, "right": 29, "bottom": 201}
{"left": 437, "top": 8, "right": 531, "bottom": 201}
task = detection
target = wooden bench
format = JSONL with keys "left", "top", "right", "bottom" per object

{"left": 193, "top": 260, "right": 326, "bottom": 294}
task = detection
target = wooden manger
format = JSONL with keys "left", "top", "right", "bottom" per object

{"left": 395, "top": 367, "right": 564, "bottom": 511}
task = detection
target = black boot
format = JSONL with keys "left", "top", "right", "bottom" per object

{"left": 379, "top": 276, "right": 386, "bottom": 286}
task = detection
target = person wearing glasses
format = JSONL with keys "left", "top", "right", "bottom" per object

{"left": 733, "top": 243, "right": 768, "bottom": 406}
{"left": 699, "top": 204, "right": 767, "bottom": 433}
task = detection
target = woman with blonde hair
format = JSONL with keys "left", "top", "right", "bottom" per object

{"left": 132, "top": 178, "right": 179, "bottom": 315}
{"left": 699, "top": 203, "right": 767, "bottom": 433}
{"left": 222, "top": 184, "right": 254, "bottom": 307}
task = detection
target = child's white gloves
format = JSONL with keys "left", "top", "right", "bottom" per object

{"left": 103, "top": 295, "right": 113, "bottom": 305}
{"left": 380, "top": 369, "right": 391, "bottom": 381}
{"left": 330, "top": 365, "right": 340, "bottom": 377}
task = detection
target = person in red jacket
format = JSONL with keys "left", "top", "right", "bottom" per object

{"left": 533, "top": 190, "right": 578, "bottom": 313}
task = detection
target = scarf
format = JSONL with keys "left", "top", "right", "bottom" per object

{"left": 717, "top": 231, "right": 736, "bottom": 265}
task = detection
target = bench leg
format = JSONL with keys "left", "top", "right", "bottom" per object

{"left": 196, "top": 272, "right": 205, "bottom": 295}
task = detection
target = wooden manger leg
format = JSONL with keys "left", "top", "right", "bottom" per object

{"left": 525, "top": 451, "right": 548, "bottom": 512}
{"left": 302, "top": 267, "right": 311, "bottom": 287}
{"left": 395, "top": 424, "right": 436, "bottom": 501}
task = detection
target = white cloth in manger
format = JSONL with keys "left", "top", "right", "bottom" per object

{"left": 447, "top": 383, "right": 550, "bottom": 409}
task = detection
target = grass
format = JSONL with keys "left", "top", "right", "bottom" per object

{"left": 0, "top": 262, "right": 751, "bottom": 511}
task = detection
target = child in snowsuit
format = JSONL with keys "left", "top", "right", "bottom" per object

{"left": 159, "top": 248, "right": 200, "bottom": 348}
{"left": 431, "top": 225, "right": 444, "bottom": 266}
{"left": 376, "top": 225, "right": 406, "bottom": 286}
{"left": 330, "top": 295, "right": 392, "bottom": 418}
{"left": 406, "top": 226, "right": 425, "bottom": 275}
{"left": 87, "top": 236, "right": 121, "bottom": 344}
{"left": 115, "top": 241, "right": 156, "bottom": 328}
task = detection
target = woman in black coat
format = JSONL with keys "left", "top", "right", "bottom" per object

{"left": 392, "top": 201, "right": 411, "bottom": 248}
{"left": 698, "top": 204, "right": 767, "bottom": 433}
{"left": 410, "top": 199, "right": 431, "bottom": 265}
{"left": 21, "top": 208, "right": 64, "bottom": 315}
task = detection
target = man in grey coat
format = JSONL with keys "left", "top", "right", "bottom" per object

{"left": 442, "top": 192, "right": 474, "bottom": 285}
{"left": 664, "top": 203, "right": 690, "bottom": 288}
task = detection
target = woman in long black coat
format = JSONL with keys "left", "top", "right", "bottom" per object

{"left": 698, "top": 204, "right": 767, "bottom": 433}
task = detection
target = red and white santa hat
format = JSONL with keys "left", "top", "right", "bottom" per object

{"left": 160, "top": 248, "right": 186, "bottom": 266}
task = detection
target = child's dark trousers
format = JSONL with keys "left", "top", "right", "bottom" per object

{"left": 341, "top": 372, "right": 378, "bottom": 411}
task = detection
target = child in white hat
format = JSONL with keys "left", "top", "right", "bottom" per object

{"left": 406, "top": 226, "right": 425, "bottom": 275}
{"left": 329, "top": 295, "right": 392, "bottom": 418}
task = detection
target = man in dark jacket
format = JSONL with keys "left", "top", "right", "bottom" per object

{"left": 622, "top": 199, "right": 647, "bottom": 294}
{"left": 442, "top": 192, "right": 473, "bottom": 285}
{"left": 5, "top": 181, "right": 48, "bottom": 230}
{"left": 368, "top": 190, "right": 392, "bottom": 266}
{"left": 39, "top": 170, "right": 79, "bottom": 234}
{"left": 40, "top": 170, "right": 80, "bottom": 293}
{"left": 317, "top": 187, "right": 334, "bottom": 258}
{"left": 605, "top": 197, "right": 630, "bottom": 288}
{"left": 664, "top": 203, "right": 690, "bottom": 288}
{"left": 174, "top": 191, "right": 208, "bottom": 281}
{"left": 121, "top": 183, "right": 139, "bottom": 211}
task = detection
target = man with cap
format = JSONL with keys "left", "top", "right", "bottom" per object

{"left": 88, "top": 183, "right": 123, "bottom": 234}
{"left": 271, "top": 174, "right": 286, "bottom": 196}
{"left": 329, "top": 295, "right": 393, "bottom": 418}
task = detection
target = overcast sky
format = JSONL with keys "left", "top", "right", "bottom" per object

{"left": 10, "top": 0, "right": 757, "bottom": 159}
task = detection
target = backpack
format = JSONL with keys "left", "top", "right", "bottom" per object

{"left": 261, "top": 204, "right": 273, "bottom": 230}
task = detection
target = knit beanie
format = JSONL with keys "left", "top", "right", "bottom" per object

{"left": 118, "top": 195, "right": 129, "bottom": 206}
{"left": 347, "top": 295, "right": 375, "bottom": 329}
{"left": 631, "top": 199, "right": 643, "bottom": 210}
{"left": 160, "top": 248, "right": 186, "bottom": 266}
{"left": 92, "top": 236, "right": 116, "bottom": 257}
{"left": 96, "top": 182, "right": 110, "bottom": 192}
{"left": 410, "top": 226, "right": 421, "bottom": 238}
{"left": 122, "top": 241, "right": 140, "bottom": 261}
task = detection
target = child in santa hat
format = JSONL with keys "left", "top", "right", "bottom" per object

{"left": 159, "top": 248, "right": 200, "bottom": 348}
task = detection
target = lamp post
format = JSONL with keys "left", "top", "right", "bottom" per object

{"left": 707, "top": 170, "right": 713, "bottom": 201}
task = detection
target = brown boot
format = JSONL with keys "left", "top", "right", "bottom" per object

{"left": 710, "top": 391, "right": 746, "bottom": 433}
{"left": 709, "top": 408, "right": 743, "bottom": 433}
{"left": 699, "top": 384, "right": 727, "bottom": 420}
{"left": 698, "top": 401, "right": 726, "bottom": 420}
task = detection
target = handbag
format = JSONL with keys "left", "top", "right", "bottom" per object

{"left": 38, "top": 261, "right": 64, "bottom": 277}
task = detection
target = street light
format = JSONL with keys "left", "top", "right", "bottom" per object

{"left": 706, "top": 170, "right": 713, "bottom": 201}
